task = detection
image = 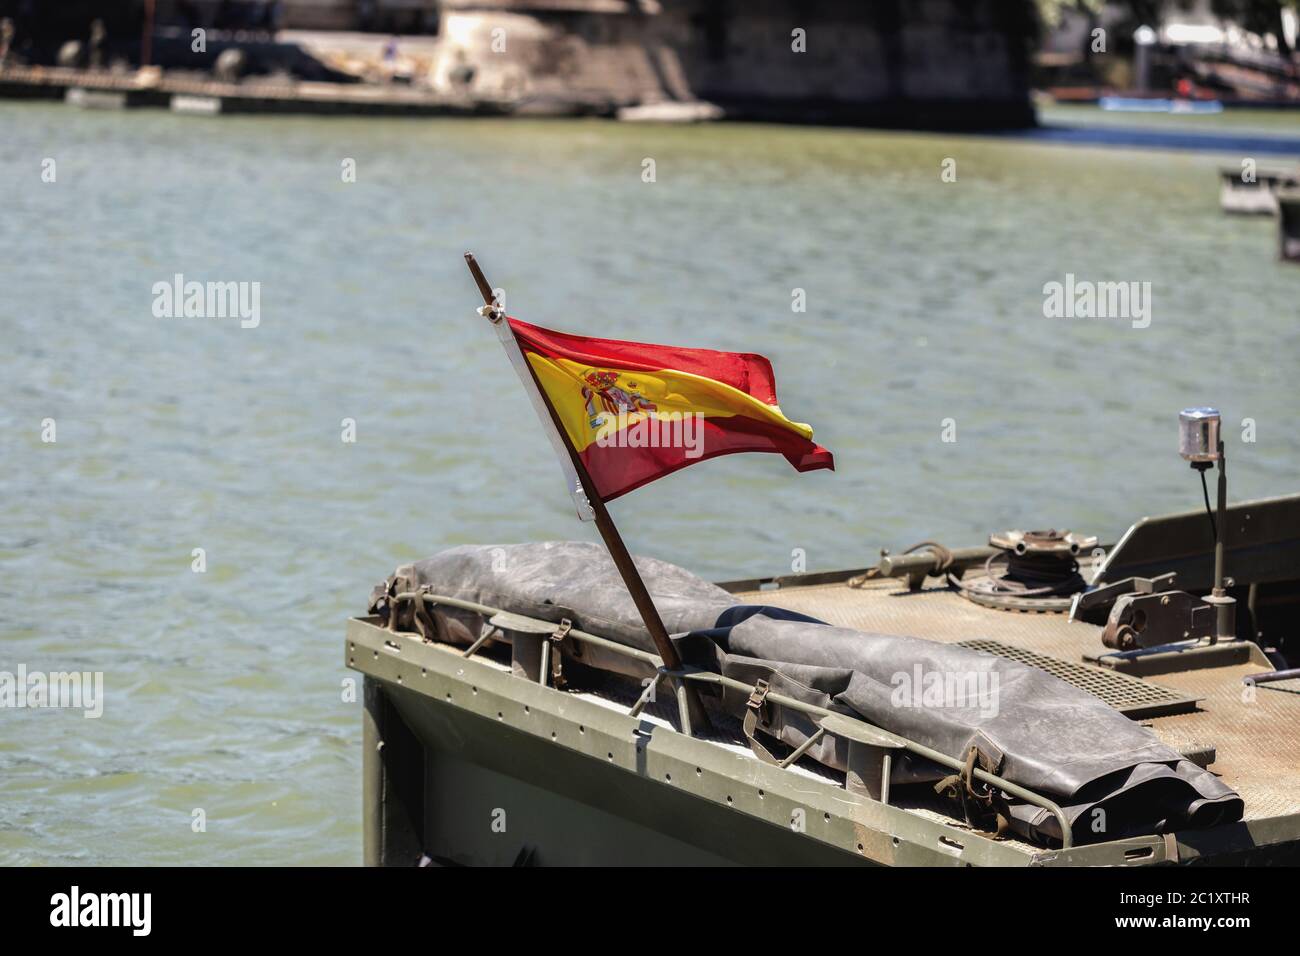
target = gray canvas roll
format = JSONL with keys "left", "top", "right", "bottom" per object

{"left": 371, "top": 542, "right": 1243, "bottom": 845}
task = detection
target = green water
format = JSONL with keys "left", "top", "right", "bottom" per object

{"left": 1, "top": 103, "right": 1297, "bottom": 865}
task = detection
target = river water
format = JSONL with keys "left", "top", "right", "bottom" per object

{"left": 1, "top": 102, "right": 1297, "bottom": 864}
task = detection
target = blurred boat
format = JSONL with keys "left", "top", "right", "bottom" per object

{"left": 1100, "top": 96, "right": 1223, "bottom": 113}
{"left": 1220, "top": 164, "right": 1300, "bottom": 214}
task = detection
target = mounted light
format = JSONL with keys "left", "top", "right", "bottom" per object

{"left": 1179, "top": 407, "right": 1221, "bottom": 466}
{"left": 1178, "top": 407, "right": 1234, "bottom": 643}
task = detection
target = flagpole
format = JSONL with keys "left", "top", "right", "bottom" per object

{"left": 464, "top": 253, "right": 710, "bottom": 734}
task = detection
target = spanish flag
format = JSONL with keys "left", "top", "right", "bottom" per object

{"left": 508, "top": 318, "right": 833, "bottom": 502}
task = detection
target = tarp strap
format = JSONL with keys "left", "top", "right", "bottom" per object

{"left": 385, "top": 578, "right": 441, "bottom": 643}
{"left": 935, "top": 745, "right": 1013, "bottom": 838}
{"left": 743, "top": 679, "right": 782, "bottom": 766}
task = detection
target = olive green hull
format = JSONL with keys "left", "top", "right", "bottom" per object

{"left": 348, "top": 617, "right": 1300, "bottom": 867}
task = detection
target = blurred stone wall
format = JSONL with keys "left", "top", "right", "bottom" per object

{"left": 427, "top": 0, "right": 1035, "bottom": 126}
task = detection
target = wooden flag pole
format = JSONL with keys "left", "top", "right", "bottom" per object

{"left": 464, "top": 253, "right": 711, "bottom": 734}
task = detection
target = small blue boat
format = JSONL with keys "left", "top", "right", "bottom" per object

{"left": 1100, "top": 96, "right": 1224, "bottom": 114}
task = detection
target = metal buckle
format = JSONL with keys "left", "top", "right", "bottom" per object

{"left": 746, "top": 678, "right": 771, "bottom": 720}
{"left": 545, "top": 619, "right": 573, "bottom": 690}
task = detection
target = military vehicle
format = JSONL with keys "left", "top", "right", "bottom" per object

{"left": 348, "top": 409, "right": 1299, "bottom": 867}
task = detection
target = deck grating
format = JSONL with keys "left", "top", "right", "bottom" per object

{"left": 956, "top": 638, "right": 1200, "bottom": 718}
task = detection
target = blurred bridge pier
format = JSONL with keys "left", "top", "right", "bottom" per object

{"left": 424, "top": 0, "right": 1036, "bottom": 128}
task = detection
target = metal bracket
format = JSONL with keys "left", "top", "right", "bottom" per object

{"left": 778, "top": 727, "right": 826, "bottom": 770}
{"left": 1101, "top": 589, "right": 1213, "bottom": 651}
{"left": 628, "top": 666, "right": 672, "bottom": 719}
{"left": 461, "top": 625, "right": 499, "bottom": 659}
{"left": 821, "top": 714, "right": 906, "bottom": 805}
{"left": 746, "top": 678, "right": 771, "bottom": 721}
{"left": 538, "top": 618, "right": 573, "bottom": 688}
{"left": 1070, "top": 572, "right": 1177, "bottom": 624}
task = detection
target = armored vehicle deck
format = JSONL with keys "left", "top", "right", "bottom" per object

{"left": 348, "top": 544, "right": 1300, "bottom": 867}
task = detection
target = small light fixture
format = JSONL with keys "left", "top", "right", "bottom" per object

{"left": 1179, "top": 407, "right": 1221, "bottom": 467}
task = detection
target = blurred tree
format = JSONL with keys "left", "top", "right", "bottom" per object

{"left": 1210, "top": 0, "right": 1297, "bottom": 54}
{"left": 1036, "top": 0, "right": 1297, "bottom": 54}
{"left": 0, "top": 0, "right": 138, "bottom": 64}
{"left": 1036, "top": 0, "right": 1107, "bottom": 27}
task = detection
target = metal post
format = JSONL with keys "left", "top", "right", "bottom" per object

{"left": 362, "top": 677, "right": 425, "bottom": 866}
{"left": 1211, "top": 440, "right": 1234, "bottom": 641}
{"left": 1133, "top": 25, "right": 1156, "bottom": 94}
{"left": 142, "top": 0, "right": 155, "bottom": 68}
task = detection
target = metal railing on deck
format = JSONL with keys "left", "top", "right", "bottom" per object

{"left": 388, "top": 589, "right": 1074, "bottom": 847}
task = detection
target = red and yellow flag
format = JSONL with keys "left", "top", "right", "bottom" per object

{"left": 507, "top": 318, "right": 833, "bottom": 502}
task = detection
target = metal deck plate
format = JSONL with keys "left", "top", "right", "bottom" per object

{"left": 956, "top": 638, "right": 1201, "bottom": 719}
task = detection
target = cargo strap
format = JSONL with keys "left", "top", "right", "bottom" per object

{"left": 742, "top": 679, "right": 782, "bottom": 766}
{"left": 935, "top": 745, "right": 1012, "bottom": 839}
{"left": 384, "top": 580, "right": 442, "bottom": 644}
